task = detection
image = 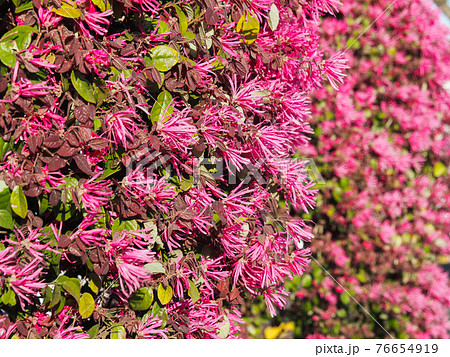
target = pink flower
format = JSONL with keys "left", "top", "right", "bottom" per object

{"left": 9, "top": 259, "right": 46, "bottom": 309}
{"left": 322, "top": 52, "right": 349, "bottom": 90}
{"left": 0, "top": 317, "right": 16, "bottom": 339}
{"left": 106, "top": 110, "right": 140, "bottom": 150}
{"left": 264, "top": 287, "right": 289, "bottom": 317}
{"left": 79, "top": 174, "right": 113, "bottom": 213}
{"left": 51, "top": 314, "right": 89, "bottom": 339}
{"left": 115, "top": 249, "right": 154, "bottom": 295}
{"left": 137, "top": 317, "right": 167, "bottom": 339}
{"left": 85, "top": 49, "right": 110, "bottom": 77}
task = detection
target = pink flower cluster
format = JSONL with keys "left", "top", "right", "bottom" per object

{"left": 0, "top": 0, "right": 344, "bottom": 338}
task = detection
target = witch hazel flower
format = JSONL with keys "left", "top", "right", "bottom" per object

{"left": 264, "top": 286, "right": 289, "bottom": 317}
{"left": 221, "top": 183, "right": 255, "bottom": 225}
{"left": 8, "top": 259, "right": 46, "bottom": 310}
{"left": 37, "top": 166, "right": 64, "bottom": 193}
{"left": 156, "top": 108, "right": 197, "bottom": 151}
{"left": 19, "top": 45, "right": 61, "bottom": 72}
{"left": 0, "top": 247, "right": 16, "bottom": 276}
{"left": 0, "top": 62, "right": 52, "bottom": 103}
{"left": 132, "top": 0, "right": 161, "bottom": 14}
{"left": 38, "top": 6, "right": 62, "bottom": 28}
{"left": 79, "top": 173, "right": 113, "bottom": 213}
{"left": 286, "top": 218, "right": 314, "bottom": 248}
{"left": 69, "top": 214, "right": 109, "bottom": 246}
{"left": 51, "top": 314, "right": 89, "bottom": 339}
{"left": 106, "top": 110, "right": 141, "bottom": 150}
{"left": 137, "top": 317, "right": 167, "bottom": 339}
{"left": 227, "top": 75, "right": 265, "bottom": 115}
{"left": 114, "top": 248, "right": 154, "bottom": 296}
{"left": 76, "top": 1, "right": 114, "bottom": 37}
{"left": 123, "top": 167, "right": 177, "bottom": 214}
{"left": 321, "top": 52, "right": 349, "bottom": 90}
{"left": 0, "top": 318, "right": 16, "bottom": 339}
{"left": 216, "top": 23, "right": 242, "bottom": 59}
{"left": 268, "top": 158, "right": 317, "bottom": 213}
{"left": 85, "top": 49, "right": 110, "bottom": 77}
{"left": 6, "top": 227, "right": 60, "bottom": 262}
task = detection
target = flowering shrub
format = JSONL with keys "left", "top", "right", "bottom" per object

{"left": 0, "top": 0, "right": 344, "bottom": 338}
{"left": 244, "top": 0, "right": 450, "bottom": 339}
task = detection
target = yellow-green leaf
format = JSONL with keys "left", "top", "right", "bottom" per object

{"left": 236, "top": 12, "right": 260, "bottom": 44}
{"left": 149, "top": 45, "right": 179, "bottom": 72}
{"left": 267, "top": 4, "right": 280, "bottom": 31}
{"left": 79, "top": 293, "right": 95, "bottom": 319}
{"left": 88, "top": 273, "right": 101, "bottom": 294}
{"left": 10, "top": 185, "right": 27, "bottom": 219}
{"left": 188, "top": 279, "right": 200, "bottom": 303}
{"left": 157, "top": 283, "right": 173, "bottom": 305}
{"left": 91, "top": 0, "right": 106, "bottom": 12}
{"left": 52, "top": 3, "right": 81, "bottom": 19}
{"left": 110, "top": 324, "right": 126, "bottom": 339}
{"left": 150, "top": 90, "right": 174, "bottom": 124}
{"left": 217, "top": 315, "right": 230, "bottom": 338}
{"left": 174, "top": 5, "right": 188, "bottom": 34}
{"left": 433, "top": 162, "right": 446, "bottom": 178}
{"left": 0, "top": 209, "right": 14, "bottom": 230}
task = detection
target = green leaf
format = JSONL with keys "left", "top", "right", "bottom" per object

{"left": 15, "top": 2, "right": 34, "bottom": 13}
{"left": 94, "top": 118, "right": 101, "bottom": 131}
{"left": 43, "top": 286, "right": 52, "bottom": 305}
{"left": 110, "top": 324, "right": 126, "bottom": 339}
{"left": 149, "top": 45, "right": 179, "bottom": 72}
{"left": 302, "top": 274, "right": 312, "bottom": 288}
{"left": 129, "top": 287, "right": 154, "bottom": 311}
{"left": 1, "top": 288, "right": 17, "bottom": 306}
{"left": 144, "top": 262, "right": 166, "bottom": 274}
{"left": 152, "top": 301, "right": 162, "bottom": 317}
{"left": 174, "top": 5, "right": 188, "bottom": 34}
{"left": 217, "top": 315, "right": 230, "bottom": 338}
{"left": 52, "top": 2, "right": 81, "bottom": 18}
{"left": 0, "top": 180, "right": 8, "bottom": 194}
{"left": 87, "top": 324, "right": 99, "bottom": 339}
{"left": 0, "top": 25, "right": 36, "bottom": 67}
{"left": 433, "top": 162, "right": 446, "bottom": 178}
{"left": 188, "top": 279, "right": 200, "bottom": 303}
{"left": 150, "top": 90, "right": 173, "bottom": 124}
{"left": 57, "top": 276, "right": 81, "bottom": 302}
{"left": 151, "top": 19, "right": 170, "bottom": 34}
{"left": 88, "top": 273, "right": 101, "bottom": 294}
{"left": 236, "top": 12, "right": 260, "bottom": 44}
{"left": 111, "top": 219, "right": 139, "bottom": 232}
{"left": 39, "top": 195, "right": 49, "bottom": 215}
{"left": 0, "top": 183, "right": 11, "bottom": 213}
{"left": 0, "top": 209, "right": 13, "bottom": 230}
{"left": 183, "top": 31, "right": 196, "bottom": 40}
{"left": 340, "top": 293, "right": 351, "bottom": 305}
{"left": 10, "top": 185, "right": 28, "bottom": 219}
{"left": 91, "top": 0, "right": 106, "bottom": 12}
{"left": 79, "top": 292, "right": 95, "bottom": 319}
{"left": 71, "top": 71, "right": 96, "bottom": 103}
{"left": 157, "top": 283, "right": 173, "bottom": 305}
{"left": 180, "top": 176, "right": 194, "bottom": 192}
{"left": 49, "top": 285, "right": 62, "bottom": 308}
{"left": 101, "top": 154, "right": 122, "bottom": 179}
{"left": 267, "top": 4, "right": 280, "bottom": 31}
{"left": 160, "top": 309, "right": 169, "bottom": 328}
